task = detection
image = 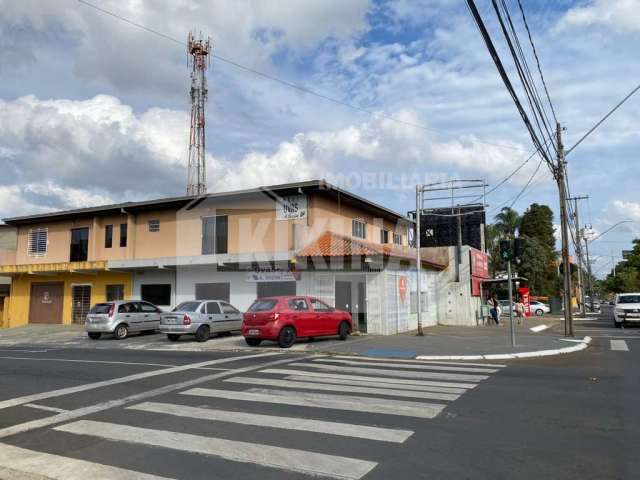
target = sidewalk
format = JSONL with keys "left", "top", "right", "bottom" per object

{"left": 0, "top": 315, "right": 592, "bottom": 360}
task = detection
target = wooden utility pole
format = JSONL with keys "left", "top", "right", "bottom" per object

{"left": 569, "top": 195, "right": 589, "bottom": 318}
{"left": 556, "top": 123, "right": 574, "bottom": 337}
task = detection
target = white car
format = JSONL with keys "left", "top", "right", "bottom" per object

{"left": 159, "top": 300, "right": 243, "bottom": 342}
{"left": 530, "top": 301, "right": 550, "bottom": 316}
{"left": 614, "top": 293, "right": 640, "bottom": 327}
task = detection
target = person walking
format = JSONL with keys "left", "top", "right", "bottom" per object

{"left": 515, "top": 297, "right": 525, "bottom": 325}
{"left": 489, "top": 293, "right": 500, "bottom": 325}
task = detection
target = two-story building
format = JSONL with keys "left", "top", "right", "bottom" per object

{"left": 0, "top": 180, "right": 447, "bottom": 334}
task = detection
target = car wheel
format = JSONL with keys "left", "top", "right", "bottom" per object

{"left": 535, "top": 309, "right": 544, "bottom": 316}
{"left": 114, "top": 324, "right": 128, "bottom": 340}
{"left": 87, "top": 332, "right": 101, "bottom": 340}
{"left": 167, "top": 334, "right": 180, "bottom": 342}
{"left": 615, "top": 321, "right": 622, "bottom": 328}
{"left": 338, "top": 321, "right": 350, "bottom": 340}
{"left": 278, "top": 326, "right": 296, "bottom": 348}
{"left": 195, "top": 325, "right": 210, "bottom": 343}
{"left": 245, "top": 338, "right": 262, "bottom": 347}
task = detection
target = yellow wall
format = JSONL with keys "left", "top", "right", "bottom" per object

{"left": 3, "top": 271, "right": 132, "bottom": 328}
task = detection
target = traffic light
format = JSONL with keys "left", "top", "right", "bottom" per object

{"left": 500, "top": 240, "right": 512, "bottom": 261}
{"left": 514, "top": 238, "right": 526, "bottom": 262}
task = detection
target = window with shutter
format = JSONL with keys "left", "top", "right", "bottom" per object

{"left": 28, "top": 228, "right": 48, "bottom": 257}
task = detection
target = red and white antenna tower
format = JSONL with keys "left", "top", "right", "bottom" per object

{"left": 186, "top": 32, "right": 211, "bottom": 196}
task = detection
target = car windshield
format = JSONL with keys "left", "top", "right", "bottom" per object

{"left": 249, "top": 299, "right": 278, "bottom": 312}
{"left": 172, "top": 301, "right": 201, "bottom": 312}
{"left": 618, "top": 295, "right": 640, "bottom": 304}
{"left": 89, "top": 303, "right": 112, "bottom": 314}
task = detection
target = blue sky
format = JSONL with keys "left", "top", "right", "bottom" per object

{"left": 0, "top": 0, "right": 638, "bottom": 277}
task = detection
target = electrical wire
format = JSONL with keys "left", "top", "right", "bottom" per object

{"left": 76, "top": 0, "right": 530, "bottom": 153}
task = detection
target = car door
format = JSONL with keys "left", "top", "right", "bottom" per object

{"left": 287, "top": 297, "right": 315, "bottom": 337}
{"left": 118, "top": 302, "right": 141, "bottom": 330}
{"left": 310, "top": 297, "right": 336, "bottom": 335}
{"left": 219, "top": 301, "right": 242, "bottom": 332}
{"left": 204, "top": 301, "right": 224, "bottom": 332}
{"left": 138, "top": 302, "right": 161, "bottom": 330}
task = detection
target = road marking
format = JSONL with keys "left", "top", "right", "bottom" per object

{"left": 129, "top": 401, "right": 413, "bottom": 443}
{"left": 0, "top": 442, "right": 173, "bottom": 479}
{"left": 225, "top": 376, "right": 460, "bottom": 401}
{"left": 260, "top": 368, "right": 477, "bottom": 389}
{"left": 182, "top": 387, "right": 446, "bottom": 419}
{"left": 610, "top": 340, "right": 629, "bottom": 351}
{"left": 55, "top": 420, "right": 377, "bottom": 480}
{"left": 284, "top": 375, "right": 467, "bottom": 394}
{"left": 0, "top": 356, "right": 178, "bottom": 368}
{"left": 0, "top": 354, "right": 297, "bottom": 440}
{"left": 287, "top": 362, "right": 489, "bottom": 382}
{"left": 0, "top": 352, "right": 282, "bottom": 412}
{"left": 312, "top": 358, "right": 498, "bottom": 373}
{"left": 329, "top": 355, "right": 507, "bottom": 368}
{"left": 24, "top": 403, "right": 70, "bottom": 414}
{"left": 530, "top": 324, "right": 549, "bottom": 332}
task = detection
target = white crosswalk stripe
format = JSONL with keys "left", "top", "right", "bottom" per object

{"left": 328, "top": 355, "right": 507, "bottom": 368}
{"left": 282, "top": 374, "right": 468, "bottom": 393}
{"left": 311, "top": 358, "right": 499, "bottom": 373}
{"left": 0, "top": 442, "right": 173, "bottom": 480}
{"left": 610, "top": 339, "right": 629, "bottom": 351}
{"left": 55, "top": 420, "right": 378, "bottom": 480}
{"left": 182, "top": 387, "right": 446, "bottom": 418}
{"left": 128, "top": 401, "right": 413, "bottom": 443}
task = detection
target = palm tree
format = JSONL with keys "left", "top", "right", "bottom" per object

{"left": 494, "top": 207, "right": 521, "bottom": 239}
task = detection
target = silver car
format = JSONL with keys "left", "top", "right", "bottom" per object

{"left": 160, "top": 300, "right": 243, "bottom": 342}
{"left": 85, "top": 300, "right": 163, "bottom": 340}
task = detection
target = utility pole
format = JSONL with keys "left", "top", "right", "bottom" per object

{"left": 415, "top": 185, "right": 424, "bottom": 336}
{"left": 556, "top": 122, "right": 574, "bottom": 337}
{"left": 507, "top": 258, "right": 515, "bottom": 346}
{"left": 583, "top": 226, "right": 594, "bottom": 312}
{"left": 568, "top": 195, "right": 589, "bottom": 318}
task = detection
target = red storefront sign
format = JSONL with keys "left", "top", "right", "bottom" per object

{"left": 470, "top": 248, "right": 489, "bottom": 296}
{"left": 518, "top": 287, "right": 531, "bottom": 317}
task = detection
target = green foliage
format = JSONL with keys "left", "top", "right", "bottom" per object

{"left": 601, "top": 238, "right": 640, "bottom": 293}
{"left": 519, "top": 204, "right": 555, "bottom": 251}
{"left": 493, "top": 207, "right": 521, "bottom": 239}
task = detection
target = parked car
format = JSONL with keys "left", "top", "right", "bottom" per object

{"left": 498, "top": 300, "right": 513, "bottom": 314}
{"left": 530, "top": 301, "right": 550, "bottom": 316}
{"left": 160, "top": 300, "right": 242, "bottom": 342}
{"left": 85, "top": 300, "right": 163, "bottom": 340}
{"left": 613, "top": 293, "right": 640, "bottom": 328}
{"left": 242, "top": 296, "right": 352, "bottom": 348}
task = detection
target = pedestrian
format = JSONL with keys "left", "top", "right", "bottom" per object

{"left": 489, "top": 293, "right": 500, "bottom": 325}
{"left": 515, "top": 297, "right": 525, "bottom": 325}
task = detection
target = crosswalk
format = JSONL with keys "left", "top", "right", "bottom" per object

{"left": 0, "top": 355, "right": 506, "bottom": 479}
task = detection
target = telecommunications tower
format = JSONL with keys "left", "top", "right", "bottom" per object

{"left": 186, "top": 32, "right": 211, "bottom": 196}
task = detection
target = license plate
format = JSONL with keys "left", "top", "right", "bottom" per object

{"left": 248, "top": 329, "right": 260, "bottom": 335}
{"left": 163, "top": 317, "right": 178, "bottom": 325}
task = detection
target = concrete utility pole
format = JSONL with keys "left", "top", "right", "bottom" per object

{"left": 415, "top": 185, "right": 424, "bottom": 336}
{"left": 583, "top": 226, "right": 594, "bottom": 312}
{"left": 556, "top": 122, "right": 574, "bottom": 337}
{"left": 569, "top": 195, "right": 589, "bottom": 318}
{"left": 507, "top": 258, "right": 516, "bottom": 346}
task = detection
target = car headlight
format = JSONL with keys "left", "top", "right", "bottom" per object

{"left": 615, "top": 309, "right": 625, "bottom": 315}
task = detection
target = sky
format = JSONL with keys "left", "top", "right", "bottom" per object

{"left": 0, "top": 0, "right": 638, "bottom": 278}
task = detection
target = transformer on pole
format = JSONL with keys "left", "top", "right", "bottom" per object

{"left": 186, "top": 32, "right": 211, "bottom": 196}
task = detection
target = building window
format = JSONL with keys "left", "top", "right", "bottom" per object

{"left": 105, "top": 225, "right": 113, "bottom": 248}
{"left": 202, "top": 216, "right": 228, "bottom": 255}
{"left": 380, "top": 229, "right": 389, "bottom": 244}
{"left": 393, "top": 233, "right": 403, "bottom": 245}
{"left": 148, "top": 220, "right": 160, "bottom": 232}
{"left": 27, "top": 228, "right": 48, "bottom": 257}
{"left": 352, "top": 219, "right": 366, "bottom": 239}
{"left": 70, "top": 228, "right": 89, "bottom": 262}
{"left": 120, "top": 223, "right": 128, "bottom": 247}
{"left": 106, "top": 284, "right": 124, "bottom": 302}
{"left": 141, "top": 284, "right": 171, "bottom": 306}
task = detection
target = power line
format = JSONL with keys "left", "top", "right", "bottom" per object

{"left": 566, "top": 81, "right": 640, "bottom": 155}
{"left": 77, "top": 0, "right": 529, "bottom": 153}
{"left": 509, "top": 157, "right": 544, "bottom": 208}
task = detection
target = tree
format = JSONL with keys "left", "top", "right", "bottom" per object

{"left": 601, "top": 238, "right": 640, "bottom": 294}
{"left": 494, "top": 207, "right": 521, "bottom": 239}
{"left": 519, "top": 204, "right": 555, "bottom": 251}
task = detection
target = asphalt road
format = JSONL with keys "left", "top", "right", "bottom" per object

{"left": 0, "top": 310, "right": 637, "bottom": 479}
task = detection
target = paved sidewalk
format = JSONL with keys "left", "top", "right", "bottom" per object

{"left": 0, "top": 315, "right": 591, "bottom": 360}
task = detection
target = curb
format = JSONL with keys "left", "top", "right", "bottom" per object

{"left": 414, "top": 336, "right": 592, "bottom": 361}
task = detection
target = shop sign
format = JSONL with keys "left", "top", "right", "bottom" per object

{"left": 518, "top": 287, "right": 531, "bottom": 317}
{"left": 470, "top": 248, "right": 489, "bottom": 278}
{"left": 41, "top": 291, "right": 52, "bottom": 304}
{"left": 276, "top": 195, "right": 307, "bottom": 220}
{"left": 398, "top": 276, "right": 408, "bottom": 303}
{"left": 246, "top": 269, "right": 301, "bottom": 282}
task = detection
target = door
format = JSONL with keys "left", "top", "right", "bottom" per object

{"left": 335, "top": 281, "right": 351, "bottom": 313}
{"left": 287, "top": 297, "right": 315, "bottom": 336}
{"left": 137, "top": 302, "right": 161, "bottom": 330}
{"left": 219, "top": 301, "right": 242, "bottom": 331}
{"left": 310, "top": 297, "right": 337, "bottom": 335}
{"left": 204, "top": 301, "right": 225, "bottom": 332}
{"left": 195, "top": 283, "right": 230, "bottom": 302}
{"left": 29, "top": 283, "right": 64, "bottom": 324}
{"left": 117, "top": 302, "right": 140, "bottom": 330}
{"left": 257, "top": 281, "right": 296, "bottom": 298}
{"left": 71, "top": 285, "right": 92, "bottom": 324}
{"left": 356, "top": 281, "right": 367, "bottom": 333}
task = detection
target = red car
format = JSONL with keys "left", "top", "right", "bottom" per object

{"left": 242, "top": 296, "right": 352, "bottom": 348}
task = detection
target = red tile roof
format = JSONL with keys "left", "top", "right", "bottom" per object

{"left": 296, "top": 231, "right": 447, "bottom": 269}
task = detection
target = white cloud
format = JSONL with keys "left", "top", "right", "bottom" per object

{"left": 613, "top": 200, "right": 640, "bottom": 222}
{"left": 559, "top": 0, "right": 640, "bottom": 33}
